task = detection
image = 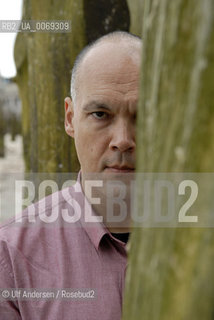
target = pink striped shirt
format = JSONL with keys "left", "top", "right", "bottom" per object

{"left": 0, "top": 176, "right": 128, "bottom": 320}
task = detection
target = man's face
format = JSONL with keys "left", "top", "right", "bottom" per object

{"left": 65, "top": 42, "right": 140, "bottom": 176}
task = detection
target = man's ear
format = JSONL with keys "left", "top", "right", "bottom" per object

{"left": 64, "top": 97, "right": 75, "bottom": 137}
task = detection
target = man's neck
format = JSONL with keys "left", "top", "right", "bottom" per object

{"left": 81, "top": 173, "right": 132, "bottom": 232}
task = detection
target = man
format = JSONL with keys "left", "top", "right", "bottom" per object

{"left": 0, "top": 31, "right": 141, "bottom": 319}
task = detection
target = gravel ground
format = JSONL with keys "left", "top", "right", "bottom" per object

{"left": 0, "top": 134, "right": 24, "bottom": 174}
{"left": 0, "top": 134, "right": 24, "bottom": 223}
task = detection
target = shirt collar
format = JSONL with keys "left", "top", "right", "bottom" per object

{"left": 74, "top": 171, "right": 110, "bottom": 251}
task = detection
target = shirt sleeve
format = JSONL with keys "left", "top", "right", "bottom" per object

{"left": 0, "top": 240, "right": 22, "bottom": 320}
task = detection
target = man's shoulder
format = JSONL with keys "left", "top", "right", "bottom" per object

{"left": 0, "top": 185, "right": 84, "bottom": 244}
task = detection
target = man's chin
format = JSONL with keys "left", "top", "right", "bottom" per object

{"left": 82, "top": 170, "right": 135, "bottom": 182}
{"left": 100, "top": 169, "right": 136, "bottom": 186}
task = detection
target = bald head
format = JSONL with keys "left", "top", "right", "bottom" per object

{"left": 70, "top": 31, "right": 142, "bottom": 106}
{"left": 65, "top": 31, "right": 140, "bottom": 176}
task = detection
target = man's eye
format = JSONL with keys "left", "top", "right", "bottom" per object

{"left": 92, "top": 111, "right": 107, "bottom": 119}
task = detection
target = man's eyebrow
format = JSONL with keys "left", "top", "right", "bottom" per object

{"left": 83, "top": 102, "right": 111, "bottom": 112}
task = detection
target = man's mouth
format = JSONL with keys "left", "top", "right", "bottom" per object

{"left": 104, "top": 165, "right": 135, "bottom": 173}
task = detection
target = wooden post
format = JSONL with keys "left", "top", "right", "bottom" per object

{"left": 123, "top": 1, "right": 214, "bottom": 319}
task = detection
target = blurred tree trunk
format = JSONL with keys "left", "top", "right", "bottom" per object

{"left": 14, "top": 37, "right": 31, "bottom": 170}
{"left": 127, "top": 0, "right": 144, "bottom": 36}
{"left": 14, "top": 0, "right": 85, "bottom": 172}
{"left": 123, "top": 1, "right": 214, "bottom": 320}
{"left": 14, "top": 0, "right": 129, "bottom": 172}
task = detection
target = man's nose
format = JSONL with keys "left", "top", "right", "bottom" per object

{"left": 109, "top": 119, "right": 135, "bottom": 153}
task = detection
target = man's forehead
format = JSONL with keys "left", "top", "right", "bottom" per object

{"left": 79, "top": 40, "right": 141, "bottom": 79}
